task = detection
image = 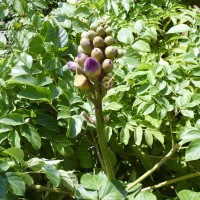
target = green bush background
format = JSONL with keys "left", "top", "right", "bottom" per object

{"left": 0, "top": 0, "right": 200, "bottom": 199}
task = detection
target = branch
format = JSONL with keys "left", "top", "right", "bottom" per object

{"left": 82, "top": 111, "right": 96, "bottom": 125}
{"left": 141, "top": 172, "right": 200, "bottom": 191}
{"left": 126, "top": 145, "right": 179, "bottom": 191}
{"left": 27, "top": 184, "right": 74, "bottom": 197}
{"left": 168, "top": 112, "right": 175, "bottom": 147}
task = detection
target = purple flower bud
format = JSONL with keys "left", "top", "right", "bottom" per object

{"left": 76, "top": 53, "right": 88, "bottom": 68}
{"left": 67, "top": 61, "right": 77, "bottom": 72}
{"left": 67, "top": 61, "right": 84, "bottom": 74}
{"left": 84, "top": 57, "right": 101, "bottom": 78}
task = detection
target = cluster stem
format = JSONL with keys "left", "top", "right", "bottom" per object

{"left": 93, "top": 80, "right": 115, "bottom": 180}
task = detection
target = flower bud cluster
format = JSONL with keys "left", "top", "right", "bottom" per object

{"left": 66, "top": 20, "right": 124, "bottom": 96}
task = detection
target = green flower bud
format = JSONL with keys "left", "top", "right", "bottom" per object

{"left": 87, "top": 30, "right": 97, "bottom": 41}
{"left": 80, "top": 38, "right": 93, "bottom": 54}
{"left": 105, "top": 27, "right": 112, "bottom": 36}
{"left": 101, "top": 76, "right": 114, "bottom": 90}
{"left": 91, "top": 48, "right": 104, "bottom": 62}
{"left": 116, "top": 49, "right": 124, "bottom": 58}
{"left": 96, "top": 26, "right": 106, "bottom": 38}
{"left": 93, "top": 36, "right": 104, "bottom": 48}
{"left": 104, "top": 36, "right": 115, "bottom": 46}
{"left": 105, "top": 46, "right": 116, "bottom": 59}
{"left": 81, "top": 31, "right": 88, "bottom": 39}
{"left": 102, "top": 59, "right": 113, "bottom": 74}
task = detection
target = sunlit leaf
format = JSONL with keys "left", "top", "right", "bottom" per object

{"left": 167, "top": 24, "right": 190, "bottom": 34}
{"left": 132, "top": 40, "right": 151, "bottom": 52}
{"left": 0, "top": 113, "right": 24, "bottom": 126}
{"left": 178, "top": 190, "right": 200, "bottom": 200}
{"left": 3, "top": 147, "right": 24, "bottom": 163}
{"left": 185, "top": 139, "right": 200, "bottom": 161}
{"left": 43, "top": 165, "right": 60, "bottom": 187}
{"left": 117, "top": 28, "right": 134, "bottom": 44}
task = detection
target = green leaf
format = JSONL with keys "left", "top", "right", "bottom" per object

{"left": 117, "top": 28, "right": 134, "bottom": 45}
{"left": 7, "top": 76, "right": 36, "bottom": 86}
{"left": 0, "top": 124, "right": 12, "bottom": 133}
{"left": 68, "top": 115, "right": 84, "bottom": 138}
{"left": 19, "top": 52, "right": 33, "bottom": 69}
{"left": 111, "top": 0, "right": 119, "bottom": 16}
{"left": 143, "top": 102, "right": 155, "bottom": 115}
{"left": 75, "top": 186, "right": 98, "bottom": 200}
{"left": 17, "top": 86, "right": 52, "bottom": 102}
{"left": 132, "top": 40, "right": 151, "bottom": 52}
{"left": 185, "top": 139, "right": 200, "bottom": 161}
{"left": 8, "top": 130, "right": 21, "bottom": 148}
{"left": 108, "top": 149, "right": 117, "bottom": 167}
{"left": 29, "top": 35, "right": 45, "bottom": 54}
{"left": 134, "top": 20, "right": 145, "bottom": 35}
{"left": 21, "top": 125, "right": 41, "bottom": 150}
{"left": 0, "top": 32, "right": 7, "bottom": 48}
{"left": 59, "top": 170, "right": 78, "bottom": 191}
{"left": 121, "top": 0, "right": 130, "bottom": 13}
{"left": 18, "top": 173, "right": 34, "bottom": 186}
{"left": 144, "top": 129, "right": 153, "bottom": 147}
{"left": 58, "top": 25, "right": 68, "bottom": 48}
{"left": 99, "top": 180, "right": 127, "bottom": 200}
{"left": 166, "top": 24, "right": 190, "bottom": 34}
{"left": 43, "top": 164, "right": 60, "bottom": 187}
{"left": 120, "top": 48, "right": 141, "bottom": 66}
{"left": 36, "top": 113, "right": 59, "bottom": 132}
{"left": 120, "top": 127, "right": 130, "bottom": 145}
{"left": 32, "top": 0, "right": 48, "bottom": 9}
{"left": 80, "top": 173, "right": 107, "bottom": 191}
{"left": 0, "top": 4, "right": 9, "bottom": 19}
{"left": 32, "top": 13, "right": 43, "bottom": 29}
{"left": 13, "top": 0, "right": 27, "bottom": 14}
{"left": 0, "top": 113, "right": 24, "bottom": 126}
{"left": 10, "top": 65, "right": 30, "bottom": 77}
{"left": 6, "top": 173, "right": 25, "bottom": 196}
{"left": 180, "top": 129, "right": 200, "bottom": 145}
{"left": 26, "top": 158, "right": 45, "bottom": 171}
{"left": 178, "top": 190, "right": 200, "bottom": 200}
{"left": 150, "top": 130, "right": 164, "bottom": 145}
{"left": 0, "top": 176, "right": 6, "bottom": 199}
{"left": 134, "top": 127, "right": 143, "bottom": 146}
{"left": 136, "top": 191, "right": 157, "bottom": 200}
{"left": 104, "top": 102, "right": 122, "bottom": 111}
{"left": 181, "top": 109, "right": 194, "bottom": 118}
{"left": 3, "top": 147, "right": 24, "bottom": 163}
{"left": 57, "top": 106, "right": 71, "bottom": 120}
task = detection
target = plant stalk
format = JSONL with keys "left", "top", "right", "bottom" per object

{"left": 93, "top": 80, "right": 115, "bottom": 180}
{"left": 126, "top": 145, "right": 179, "bottom": 191}
{"left": 28, "top": 184, "right": 74, "bottom": 197}
{"left": 141, "top": 172, "right": 200, "bottom": 191}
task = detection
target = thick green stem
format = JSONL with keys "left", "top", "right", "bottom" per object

{"left": 93, "top": 80, "right": 115, "bottom": 180}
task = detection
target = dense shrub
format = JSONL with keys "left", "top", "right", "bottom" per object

{"left": 0, "top": 0, "right": 200, "bottom": 199}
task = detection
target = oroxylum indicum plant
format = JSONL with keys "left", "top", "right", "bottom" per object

{"left": 67, "top": 19, "right": 123, "bottom": 180}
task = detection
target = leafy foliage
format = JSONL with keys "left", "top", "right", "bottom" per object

{"left": 0, "top": 0, "right": 200, "bottom": 199}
